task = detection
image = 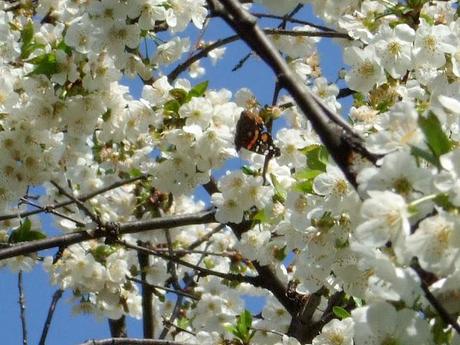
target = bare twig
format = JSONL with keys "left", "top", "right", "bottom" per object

{"left": 117, "top": 240, "right": 258, "bottom": 285}
{"left": 186, "top": 224, "right": 226, "bottom": 251}
{"left": 0, "top": 208, "right": 216, "bottom": 261}
{"left": 50, "top": 181, "right": 100, "bottom": 225}
{"left": 108, "top": 317, "right": 127, "bottom": 338}
{"left": 0, "top": 175, "right": 147, "bottom": 222}
{"left": 129, "top": 277, "right": 198, "bottom": 300}
{"left": 251, "top": 12, "right": 338, "bottom": 32}
{"left": 18, "top": 271, "right": 28, "bottom": 345}
{"left": 38, "top": 289, "right": 64, "bottom": 345}
{"left": 20, "top": 197, "right": 86, "bottom": 227}
{"left": 159, "top": 228, "right": 182, "bottom": 338}
{"left": 138, "top": 242, "right": 155, "bottom": 339}
{"left": 167, "top": 29, "right": 349, "bottom": 82}
{"left": 411, "top": 261, "right": 460, "bottom": 335}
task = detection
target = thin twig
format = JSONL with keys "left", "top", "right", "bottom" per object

{"left": 251, "top": 12, "right": 338, "bottom": 32}
{"left": 167, "top": 29, "right": 349, "bottom": 82}
{"left": 20, "top": 197, "right": 86, "bottom": 227}
{"left": 186, "top": 224, "right": 226, "bottom": 251}
{"left": 18, "top": 271, "right": 28, "bottom": 345}
{"left": 159, "top": 226, "right": 192, "bottom": 339}
{"left": 0, "top": 175, "right": 147, "bottom": 222}
{"left": 38, "top": 289, "right": 64, "bottom": 345}
{"left": 154, "top": 247, "right": 236, "bottom": 258}
{"left": 50, "top": 181, "right": 100, "bottom": 225}
{"left": 0, "top": 208, "right": 216, "bottom": 261}
{"left": 411, "top": 261, "right": 460, "bottom": 335}
{"left": 117, "top": 240, "right": 258, "bottom": 285}
{"left": 128, "top": 277, "right": 198, "bottom": 300}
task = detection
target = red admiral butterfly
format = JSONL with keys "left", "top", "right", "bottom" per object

{"left": 234, "top": 110, "right": 280, "bottom": 158}
{"left": 234, "top": 110, "right": 280, "bottom": 185}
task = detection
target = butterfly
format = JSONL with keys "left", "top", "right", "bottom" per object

{"left": 234, "top": 110, "right": 280, "bottom": 157}
{"left": 234, "top": 110, "right": 280, "bottom": 185}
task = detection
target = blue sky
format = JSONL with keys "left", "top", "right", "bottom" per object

{"left": 0, "top": 4, "right": 352, "bottom": 344}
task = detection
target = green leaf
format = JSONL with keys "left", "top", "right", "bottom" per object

{"left": 252, "top": 209, "right": 268, "bottom": 223}
{"left": 20, "top": 21, "right": 35, "bottom": 58}
{"left": 169, "top": 88, "right": 188, "bottom": 103}
{"left": 187, "top": 80, "right": 209, "bottom": 99}
{"left": 91, "top": 245, "right": 116, "bottom": 263}
{"left": 294, "top": 169, "right": 322, "bottom": 180}
{"left": 419, "top": 112, "right": 452, "bottom": 160}
{"left": 303, "top": 145, "right": 329, "bottom": 171}
{"left": 432, "top": 316, "right": 450, "bottom": 345}
{"left": 241, "top": 165, "right": 256, "bottom": 176}
{"left": 273, "top": 245, "right": 287, "bottom": 261}
{"left": 8, "top": 218, "right": 46, "bottom": 243}
{"left": 410, "top": 145, "right": 438, "bottom": 166}
{"left": 28, "top": 53, "right": 59, "bottom": 77}
{"left": 433, "top": 193, "right": 460, "bottom": 212}
{"left": 352, "top": 297, "right": 363, "bottom": 307}
{"left": 129, "top": 168, "right": 143, "bottom": 177}
{"left": 224, "top": 324, "right": 238, "bottom": 336}
{"left": 271, "top": 173, "right": 287, "bottom": 203}
{"left": 235, "top": 310, "right": 253, "bottom": 343}
{"left": 56, "top": 40, "right": 72, "bottom": 55}
{"left": 293, "top": 180, "right": 313, "bottom": 194}
{"left": 332, "top": 306, "right": 351, "bottom": 319}
{"left": 163, "top": 99, "right": 181, "bottom": 116}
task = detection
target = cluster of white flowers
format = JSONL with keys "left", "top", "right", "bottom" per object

{"left": 1, "top": 0, "right": 460, "bottom": 344}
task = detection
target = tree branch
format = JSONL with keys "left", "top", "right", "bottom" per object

{"left": 18, "top": 271, "right": 28, "bottom": 345}
{"left": 0, "top": 175, "right": 147, "bottom": 222}
{"left": 0, "top": 209, "right": 216, "bottom": 261}
{"left": 138, "top": 242, "right": 155, "bottom": 339}
{"left": 118, "top": 240, "right": 257, "bottom": 285}
{"left": 38, "top": 289, "right": 63, "bottom": 345}
{"left": 128, "top": 277, "right": 198, "bottom": 300}
{"left": 411, "top": 260, "right": 460, "bottom": 334}
{"left": 108, "top": 317, "right": 128, "bottom": 338}
{"left": 50, "top": 181, "right": 101, "bottom": 225}
{"left": 167, "top": 29, "right": 349, "bottom": 82}
{"left": 251, "top": 12, "right": 339, "bottom": 32}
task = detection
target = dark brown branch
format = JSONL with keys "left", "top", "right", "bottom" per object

{"left": 18, "top": 271, "right": 28, "bottom": 345}
{"left": 411, "top": 261, "right": 460, "bottom": 334}
{"left": 138, "top": 243, "right": 155, "bottom": 339}
{"left": 0, "top": 175, "right": 147, "bottom": 222}
{"left": 108, "top": 317, "right": 127, "bottom": 338}
{"left": 252, "top": 12, "right": 338, "bottom": 32}
{"left": 263, "top": 28, "right": 349, "bottom": 39}
{"left": 0, "top": 208, "right": 216, "bottom": 261}
{"left": 79, "top": 338, "right": 192, "bottom": 345}
{"left": 38, "top": 289, "right": 63, "bottom": 345}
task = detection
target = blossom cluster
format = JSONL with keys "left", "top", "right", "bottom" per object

{"left": 0, "top": 0, "right": 460, "bottom": 345}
